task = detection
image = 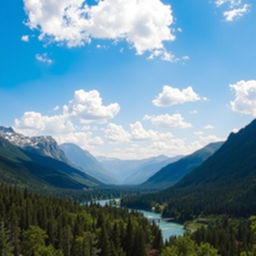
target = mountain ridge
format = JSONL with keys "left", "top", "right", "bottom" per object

{"left": 60, "top": 143, "right": 116, "bottom": 184}
{"left": 142, "top": 142, "right": 223, "bottom": 189}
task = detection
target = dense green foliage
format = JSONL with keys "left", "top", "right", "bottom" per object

{"left": 161, "top": 236, "right": 220, "bottom": 256}
{"left": 191, "top": 217, "right": 256, "bottom": 256}
{"left": 0, "top": 137, "right": 101, "bottom": 191}
{"left": 123, "top": 120, "right": 256, "bottom": 222}
{"left": 0, "top": 184, "right": 162, "bottom": 256}
{"left": 143, "top": 142, "right": 222, "bottom": 189}
{"left": 192, "top": 218, "right": 253, "bottom": 256}
{"left": 159, "top": 216, "right": 256, "bottom": 256}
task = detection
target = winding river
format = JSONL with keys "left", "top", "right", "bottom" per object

{"left": 95, "top": 199, "right": 185, "bottom": 241}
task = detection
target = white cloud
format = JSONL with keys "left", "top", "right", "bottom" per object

{"left": 144, "top": 113, "right": 192, "bottom": 128}
{"left": 13, "top": 89, "right": 120, "bottom": 154}
{"left": 204, "top": 124, "right": 214, "bottom": 130}
{"left": 148, "top": 49, "right": 176, "bottom": 62}
{"left": 63, "top": 89, "right": 120, "bottom": 123}
{"left": 230, "top": 80, "right": 256, "bottom": 116}
{"left": 23, "top": 0, "right": 175, "bottom": 57}
{"left": 215, "top": 0, "right": 250, "bottom": 21}
{"left": 21, "top": 35, "right": 30, "bottom": 42}
{"left": 223, "top": 4, "right": 249, "bottom": 21}
{"left": 148, "top": 50, "right": 190, "bottom": 63}
{"left": 153, "top": 85, "right": 204, "bottom": 107}
{"left": 35, "top": 53, "right": 53, "bottom": 64}
{"left": 15, "top": 89, "right": 120, "bottom": 130}
{"left": 197, "top": 134, "right": 223, "bottom": 144}
{"left": 104, "top": 123, "right": 131, "bottom": 143}
{"left": 216, "top": 0, "right": 243, "bottom": 8}
{"left": 55, "top": 131, "right": 104, "bottom": 147}
{"left": 14, "top": 111, "right": 75, "bottom": 136}
{"left": 130, "top": 121, "right": 173, "bottom": 141}
{"left": 14, "top": 111, "right": 104, "bottom": 153}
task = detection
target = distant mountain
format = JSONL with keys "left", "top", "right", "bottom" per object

{"left": 0, "top": 126, "right": 69, "bottom": 163}
{"left": 143, "top": 142, "right": 223, "bottom": 189}
{"left": 60, "top": 143, "right": 116, "bottom": 184}
{"left": 0, "top": 129, "right": 101, "bottom": 191}
{"left": 123, "top": 119, "right": 256, "bottom": 220}
{"left": 98, "top": 155, "right": 182, "bottom": 185}
{"left": 176, "top": 120, "right": 256, "bottom": 190}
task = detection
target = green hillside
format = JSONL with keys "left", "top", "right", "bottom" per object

{"left": 143, "top": 142, "right": 222, "bottom": 189}
{"left": 0, "top": 137, "right": 101, "bottom": 191}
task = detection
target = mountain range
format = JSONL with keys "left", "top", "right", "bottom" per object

{"left": 0, "top": 127, "right": 101, "bottom": 192}
{"left": 98, "top": 155, "right": 182, "bottom": 185}
{"left": 0, "top": 126, "right": 184, "bottom": 191}
{"left": 142, "top": 142, "right": 223, "bottom": 189}
{"left": 60, "top": 143, "right": 116, "bottom": 184}
{"left": 0, "top": 127, "right": 69, "bottom": 163}
{"left": 123, "top": 119, "right": 256, "bottom": 220}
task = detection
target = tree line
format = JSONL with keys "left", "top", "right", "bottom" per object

{"left": 0, "top": 184, "right": 162, "bottom": 256}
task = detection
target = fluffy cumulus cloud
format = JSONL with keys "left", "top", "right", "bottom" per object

{"left": 13, "top": 89, "right": 120, "bottom": 154}
{"left": 130, "top": 121, "right": 174, "bottom": 141}
{"left": 144, "top": 113, "right": 192, "bottom": 128}
{"left": 63, "top": 89, "right": 120, "bottom": 122}
{"left": 23, "top": 0, "right": 175, "bottom": 58}
{"left": 55, "top": 131, "right": 104, "bottom": 147}
{"left": 152, "top": 85, "right": 204, "bottom": 107}
{"left": 14, "top": 111, "right": 75, "bottom": 136}
{"left": 230, "top": 80, "right": 256, "bottom": 116}
{"left": 12, "top": 87, "right": 224, "bottom": 159}
{"left": 104, "top": 123, "right": 131, "bottom": 143}
{"left": 215, "top": 0, "right": 250, "bottom": 21}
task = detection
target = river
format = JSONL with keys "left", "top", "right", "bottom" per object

{"left": 95, "top": 199, "right": 185, "bottom": 241}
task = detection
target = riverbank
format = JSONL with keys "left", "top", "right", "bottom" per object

{"left": 94, "top": 198, "right": 185, "bottom": 241}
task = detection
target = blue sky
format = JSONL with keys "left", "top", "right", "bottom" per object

{"left": 0, "top": 0, "right": 255, "bottom": 159}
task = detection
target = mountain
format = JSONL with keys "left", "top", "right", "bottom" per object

{"left": 0, "top": 126, "right": 69, "bottom": 163}
{"left": 123, "top": 119, "right": 256, "bottom": 220}
{"left": 123, "top": 155, "right": 182, "bottom": 185}
{"left": 142, "top": 142, "right": 223, "bottom": 189}
{"left": 98, "top": 155, "right": 182, "bottom": 185}
{"left": 176, "top": 119, "right": 256, "bottom": 189}
{"left": 60, "top": 143, "right": 116, "bottom": 184}
{"left": 0, "top": 132, "right": 101, "bottom": 191}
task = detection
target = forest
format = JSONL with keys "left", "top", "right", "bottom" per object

{"left": 1, "top": 183, "right": 256, "bottom": 256}
{"left": 0, "top": 183, "right": 163, "bottom": 256}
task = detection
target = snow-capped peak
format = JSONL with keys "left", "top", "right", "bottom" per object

{"left": 0, "top": 126, "right": 67, "bottom": 162}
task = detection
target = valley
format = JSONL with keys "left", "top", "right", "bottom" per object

{"left": 0, "top": 120, "right": 256, "bottom": 256}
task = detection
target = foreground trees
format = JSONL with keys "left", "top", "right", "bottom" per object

{"left": 0, "top": 184, "right": 161, "bottom": 256}
{"left": 161, "top": 237, "right": 219, "bottom": 256}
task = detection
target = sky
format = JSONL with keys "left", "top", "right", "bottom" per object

{"left": 0, "top": 0, "right": 256, "bottom": 159}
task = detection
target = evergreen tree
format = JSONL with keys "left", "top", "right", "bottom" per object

{"left": 22, "top": 226, "right": 48, "bottom": 256}
{"left": 99, "top": 224, "right": 112, "bottom": 256}
{"left": 0, "top": 222, "right": 14, "bottom": 256}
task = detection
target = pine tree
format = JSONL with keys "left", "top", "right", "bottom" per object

{"left": 99, "top": 224, "right": 112, "bottom": 256}
{"left": 0, "top": 222, "right": 14, "bottom": 256}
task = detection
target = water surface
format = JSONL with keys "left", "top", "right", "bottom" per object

{"left": 95, "top": 199, "right": 185, "bottom": 241}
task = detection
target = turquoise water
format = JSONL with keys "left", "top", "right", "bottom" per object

{"left": 137, "top": 209, "right": 185, "bottom": 241}
{"left": 94, "top": 199, "right": 185, "bottom": 241}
